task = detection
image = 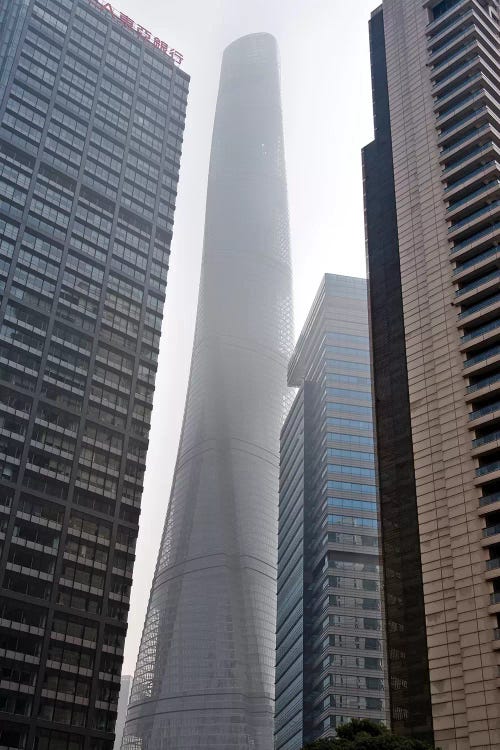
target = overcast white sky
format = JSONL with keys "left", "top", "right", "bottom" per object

{"left": 118, "top": 0, "right": 377, "bottom": 675}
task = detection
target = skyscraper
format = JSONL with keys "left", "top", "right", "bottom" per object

{"left": 0, "top": 2, "right": 188, "bottom": 749}
{"left": 363, "top": 0, "right": 500, "bottom": 746}
{"left": 121, "top": 33, "right": 293, "bottom": 750}
{"left": 113, "top": 676, "right": 132, "bottom": 750}
{"left": 275, "top": 275, "right": 386, "bottom": 750}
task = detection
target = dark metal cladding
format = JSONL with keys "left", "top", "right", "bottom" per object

{"left": 362, "top": 5, "right": 434, "bottom": 744}
{"left": 122, "top": 33, "right": 294, "bottom": 750}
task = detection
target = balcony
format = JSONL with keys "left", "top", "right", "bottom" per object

{"left": 426, "top": 0, "right": 470, "bottom": 36}
{"left": 483, "top": 524, "right": 500, "bottom": 539}
{"left": 446, "top": 159, "right": 500, "bottom": 203}
{"left": 477, "top": 459, "right": 500, "bottom": 475}
{"left": 434, "top": 69, "right": 482, "bottom": 111}
{"left": 436, "top": 90, "right": 488, "bottom": 130}
{"left": 431, "top": 39, "right": 477, "bottom": 78}
{"left": 448, "top": 200, "right": 500, "bottom": 239}
{"left": 438, "top": 106, "right": 488, "bottom": 146}
{"left": 486, "top": 557, "right": 500, "bottom": 573}
{"left": 428, "top": 7, "right": 475, "bottom": 52}
{"left": 447, "top": 179, "right": 500, "bottom": 218}
{"left": 451, "top": 221, "right": 500, "bottom": 257}
{"left": 428, "top": 25, "right": 476, "bottom": 67}
{"left": 440, "top": 122, "right": 492, "bottom": 164}
{"left": 468, "top": 397, "right": 500, "bottom": 423}
{"left": 442, "top": 140, "right": 498, "bottom": 177}
{"left": 454, "top": 248, "right": 500, "bottom": 286}
{"left": 458, "top": 293, "right": 500, "bottom": 320}
{"left": 461, "top": 318, "right": 500, "bottom": 345}
{"left": 475, "top": 460, "right": 500, "bottom": 485}
{"left": 468, "top": 372, "right": 500, "bottom": 397}
{"left": 472, "top": 431, "right": 500, "bottom": 456}
{"left": 433, "top": 55, "right": 481, "bottom": 97}
{"left": 479, "top": 491, "right": 500, "bottom": 514}
{"left": 455, "top": 268, "right": 498, "bottom": 298}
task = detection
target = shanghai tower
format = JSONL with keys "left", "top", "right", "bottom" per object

{"left": 122, "top": 33, "right": 294, "bottom": 750}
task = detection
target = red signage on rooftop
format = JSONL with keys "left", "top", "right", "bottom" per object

{"left": 89, "top": 0, "right": 184, "bottom": 65}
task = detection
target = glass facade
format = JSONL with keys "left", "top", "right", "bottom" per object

{"left": 122, "top": 33, "right": 293, "bottom": 750}
{"left": 0, "top": 2, "right": 189, "bottom": 749}
{"left": 275, "top": 275, "right": 387, "bottom": 750}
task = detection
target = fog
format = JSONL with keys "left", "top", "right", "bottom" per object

{"left": 116, "top": 0, "right": 377, "bottom": 675}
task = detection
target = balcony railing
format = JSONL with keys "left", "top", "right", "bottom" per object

{"left": 468, "top": 398, "right": 500, "bottom": 417}
{"left": 433, "top": 54, "right": 480, "bottom": 93}
{"left": 452, "top": 221, "right": 500, "bottom": 253}
{"left": 436, "top": 91, "right": 486, "bottom": 125}
{"left": 483, "top": 524, "right": 500, "bottom": 537}
{"left": 461, "top": 318, "right": 500, "bottom": 342}
{"left": 429, "top": 21, "right": 474, "bottom": 61}
{"left": 455, "top": 268, "right": 498, "bottom": 296}
{"left": 431, "top": 39, "right": 476, "bottom": 76}
{"left": 427, "top": 0, "right": 471, "bottom": 35}
{"left": 468, "top": 372, "right": 500, "bottom": 395}
{"left": 432, "top": 15, "right": 478, "bottom": 52}
{"left": 486, "top": 557, "right": 500, "bottom": 570}
{"left": 473, "top": 429, "right": 500, "bottom": 448}
{"left": 435, "top": 69, "right": 482, "bottom": 106}
{"left": 447, "top": 180, "right": 500, "bottom": 212}
{"left": 458, "top": 292, "right": 500, "bottom": 320}
{"left": 449, "top": 201, "right": 500, "bottom": 235}
{"left": 480, "top": 491, "right": 500, "bottom": 508}
{"left": 490, "top": 592, "right": 500, "bottom": 604}
{"left": 443, "top": 141, "right": 496, "bottom": 175}
{"left": 476, "top": 460, "right": 500, "bottom": 476}
{"left": 439, "top": 107, "right": 487, "bottom": 141}
{"left": 440, "top": 122, "right": 490, "bottom": 160}
{"left": 454, "top": 246, "right": 500, "bottom": 275}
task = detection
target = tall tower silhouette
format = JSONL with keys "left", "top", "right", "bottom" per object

{"left": 122, "top": 33, "right": 293, "bottom": 750}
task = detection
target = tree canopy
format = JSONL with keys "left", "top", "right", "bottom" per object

{"left": 301, "top": 719, "right": 437, "bottom": 750}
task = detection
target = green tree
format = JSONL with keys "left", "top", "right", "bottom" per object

{"left": 301, "top": 719, "right": 437, "bottom": 750}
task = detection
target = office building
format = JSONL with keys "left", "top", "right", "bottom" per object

{"left": 113, "top": 676, "right": 132, "bottom": 750}
{"left": 363, "top": 0, "right": 500, "bottom": 747}
{"left": 0, "top": 1, "right": 189, "bottom": 749}
{"left": 275, "top": 275, "right": 386, "bottom": 750}
{"left": 121, "top": 33, "right": 293, "bottom": 750}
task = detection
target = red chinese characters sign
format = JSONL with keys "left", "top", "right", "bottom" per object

{"left": 88, "top": 0, "right": 183, "bottom": 65}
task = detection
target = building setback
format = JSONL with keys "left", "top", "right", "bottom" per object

{"left": 122, "top": 33, "right": 293, "bottom": 750}
{"left": 0, "top": 1, "right": 189, "bottom": 749}
{"left": 363, "top": 0, "right": 500, "bottom": 747}
{"left": 275, "top": 274, "right": 386, "bottom": 750}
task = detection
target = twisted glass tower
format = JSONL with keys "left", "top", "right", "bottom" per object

{"left": 122, "top": 33, "right": 293, "bottom": 750}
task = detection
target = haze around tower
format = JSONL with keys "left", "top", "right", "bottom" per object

{"left": 115, "top": 0, "right": 377, "bottom": 677}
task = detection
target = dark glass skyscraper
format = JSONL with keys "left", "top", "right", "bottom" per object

{"left": 0, "top": 2, "right": 188, "bottom": 749}
{"left": 275, "top": 275, "right": 386, "bottom": 750}
{"left": 122, "top": 32, "right": 293, "bottom": 750}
